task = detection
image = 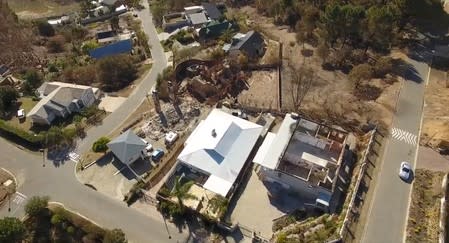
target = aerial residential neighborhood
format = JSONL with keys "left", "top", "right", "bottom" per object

{"left": 1, "top": 0, "right": 449, "bottom": 243}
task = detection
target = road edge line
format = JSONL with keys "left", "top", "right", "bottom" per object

{"left": 359, "top": 133, "right": 391, "bottom": 242}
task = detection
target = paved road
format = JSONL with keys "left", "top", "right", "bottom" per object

{"left": 0, "top": 140, "right": 188, "bottom": 243}
{"left": 362, "top": 56, "right": 429, "bottom": 242}
{"left": 0, "top": 3, "right": 192, "bottom": 243}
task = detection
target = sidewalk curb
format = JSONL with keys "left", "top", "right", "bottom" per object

{"left": 48, "top": 201, "right": 104, "bottom": 229}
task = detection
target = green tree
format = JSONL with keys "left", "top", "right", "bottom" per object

{"left": 103, "top": 228, "right": 127, "bottom": 243}
{"left": 0, "top": 86, "right": 19, "bottom": 111}
{"left": 96, "top": 55, "right": 137, "bottom": 91}
{"left": 349, "top": 63, "right": 374, "bottom": 88}
{"left": 24, "top": 196, "right": 49, "bottom": 217}
{"left": 22, "top": 69, "right": 43, "bottom": 94}
{"left": 92, "top": 137, "right": 110, "bottom": 152}
{"left": 363, "top": 5, "right": 397, "bottom": 51}
{"left": 0, "top": 217, "right": 26, "bottom": 243}
{"left": 37, "top": 20, "right": 55, "bottom": 37}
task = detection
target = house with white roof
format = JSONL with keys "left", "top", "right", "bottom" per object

{"left": 169, "top": 109, "right": 263, "bottom": 198}
{"left": 253, "top": 114, "right": 348, "bottom": 211}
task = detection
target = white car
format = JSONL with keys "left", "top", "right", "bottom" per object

{"left": 17, "top": 109, "right": 25, "bottom": 119}
{"left": 399, "top": 161, "right": 412, "bottom": 181}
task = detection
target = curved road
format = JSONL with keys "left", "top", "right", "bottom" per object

{"left": 1, "top": 3, "right": 191, "bottom": 243}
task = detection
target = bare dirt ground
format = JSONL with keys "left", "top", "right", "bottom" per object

{"left": 235, "top": 6, "right": 400, "bottom": 129}
{"left": 8, "top": 0, "right": 80, "bottom": 19}
{"left": 238, "top": 70, "right": 279, "bottom": 110}
{"left": 417, "top": 146, "right": 449, "bottom": 172}
{"left": 407, "top": 169, "right": 444, "bottom": 243}
{"left": 421, "top": 67, "right": 449, "bottom": 148}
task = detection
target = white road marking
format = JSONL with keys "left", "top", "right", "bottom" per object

{"left": 69, "top": 152, "right": 80, "bottom": 162}
{"left": 391, "top": 127, "right": 417, "bottom": 145}
{"left": 12, "top": 192, "right": 27, "bottom": 205}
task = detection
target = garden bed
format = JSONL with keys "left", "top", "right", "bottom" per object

{"left": 24, "top": 204, "right": 105, "bottom": 243}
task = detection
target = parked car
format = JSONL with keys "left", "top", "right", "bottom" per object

{"left": 151, "top": 149, "right": 165, "bottom": 162}
{"left": 399, "top": 161, "right": 412, "bottom": 181}
{"left": 165, "top": 131, "right": 178, "bottom": 146}
{"left": 17, "top": 109, "right": 25, "bottom": 119}
{"left": 140, "top": 138, "right": 149, "bottom": 145}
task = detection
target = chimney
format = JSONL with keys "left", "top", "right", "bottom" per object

{"left": 211, "top": 129, "right": 217, "bottom": 138}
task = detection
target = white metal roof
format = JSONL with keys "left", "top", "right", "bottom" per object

{"left": 253, "top": 132, "right": 276, "bottom": 169}
{"left": 203, "top": 175, "right": 233, "bottom": 197}
{"left": 253, "top": 114, "right": 297, "bottom": 169}
{"left": 178, "top": 109, "right": 263, "bottom": 197}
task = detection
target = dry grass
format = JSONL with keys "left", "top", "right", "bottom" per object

{"left": 421, "top": 68, "right": 449, "bottom": 148}
{"left": 7, "top": 0, "right": 80, "bottom": 19}
{"left": 407, "top": 169, "right": 444, "bottom": 243}
{"left": 233, "top": 6, "right": 399, "bottom": 130}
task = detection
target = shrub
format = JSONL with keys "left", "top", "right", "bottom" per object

{"left": 51, "top": 213, "right": 65, "bottom": 225}
{"left": 48, "top": 63, "right": 58, "bottom": 73}
{"left": 373, "top": 57, "right": 394, "bottom": 78}
{"left": 37, "top": 21, "right": 55, "bottom": 37}
{"left": 92, "top": 137, "right": 110, "bottom": 152}
{"left": 0, "top": 119, "right": 43, "bottom": 145}
{"left": 103, "top": 228, "right": 127, "bottom": 243}
{"left": 349, "top": 63, "right": 374, "bottom": 87}
{"left": 0, "top": 217, "right": 26, "bottom": 242}
{"left": 66, "top": 226, "right": 75, "bottom": 235}
{"left": 25, "top": 196, "right": 49, "bottom": 217}
{"left": 81, "top": 40, "right": 99, "bottom": 55}
{"left": 47, "top": 35, "right": 66, "bottom": 53}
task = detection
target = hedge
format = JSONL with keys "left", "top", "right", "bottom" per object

{"left": 0, "top": 119, "right": 43, "bottom": 145}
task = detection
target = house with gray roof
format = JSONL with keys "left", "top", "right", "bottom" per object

{"left": 28, "top": 82, "right": 98, "bottom": 125}
{"left": 226, "top": 31, "right": 266, "bottom": 59}
{"left": 107, "top": 130, "right": 146, "bottom": 165}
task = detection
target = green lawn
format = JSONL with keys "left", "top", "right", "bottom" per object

{"left": 19, "top": 97, "right": 38, "bottom": 113}
{"left": 5, "top": 97, "right": 38, "bottom": 131}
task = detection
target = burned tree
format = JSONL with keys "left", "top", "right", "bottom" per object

{"left": 290, "top": 64, "right": 314, "bottom": 112}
